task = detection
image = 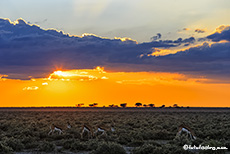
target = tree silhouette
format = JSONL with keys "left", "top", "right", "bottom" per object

{"left": 159, "top": 105, "right": 165, "bottom": 108}
{"left": 173, "top": 104, "right": 181, "bottom": 108}
{"left": 76, "top": 103, "right": 84, "bottom": 107}
{"left": 93, "top": 103, "right": 98, "bottom": 107}
{"left": 114, "top": 105, "right": 119, "bottom": 108}
{"left": 148, "top": 104, "right": 155, "bottom": 107}
{"left": 89, "top": 104, "right": 94, "bottom": 107}
{"left": 120, "top": 103, "right": 127, "bottom": 108}
{"left": 135, "top": 102, "right": 142, "bottom": 107}
{"left": 109, "top": 104, "right": 114, "bottom": 108}
{"left": 173, "top": 104, "right": 178, "bottom": 108}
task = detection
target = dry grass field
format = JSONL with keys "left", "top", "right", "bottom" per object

{"left": 0, "top": 108, "right": 229, "bottom": 154}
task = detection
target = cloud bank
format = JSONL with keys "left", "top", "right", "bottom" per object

{"left": 0, "top": 18, "right": 230, "bottom": 79}
{"left": 207, "top": 25, "right": 230, "bottom": 42}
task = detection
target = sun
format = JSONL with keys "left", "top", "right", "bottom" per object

{"left": 53, "top": 70, "right": 70, "bottom": 77}
{"left": 48, "top": 70, "right": 73, "bottom": 80}
{"left": 53, "top": 70, "right": 63, "bottom": 76}
{"left": 47, "top": 67, "right": 107, "bottom": 81}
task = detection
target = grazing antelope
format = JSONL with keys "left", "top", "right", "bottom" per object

{"left": 80, "top": 124, "right": 94, "bottom": 139}
{"left": 94, "top": 124, "right": 115, "bottom": 137}
{"left": 48, "top": 122, "right": 71, "bottom": 135}
{"left": 177, "top": 124, "right": 196, "bottom": 140}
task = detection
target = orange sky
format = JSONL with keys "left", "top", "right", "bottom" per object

{"left": 1, "top": 67, "right": 230, "bottom": 107}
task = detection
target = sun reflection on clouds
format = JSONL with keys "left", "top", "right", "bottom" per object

{"left": 214, "top": 25, "right": 230, "bottom": 33}
{"left": 7, "top": 67, "right": 211, "bottom": 94}
{"left": 141, "top": 39, "right": 227, "bottom": 57}
{"left": 147, "top": 48, "right": 174, "bottom": 57}
{"left": 46, "top": 66, "right": 209, "bottom": 86}
{"left": 112, "top": 72, "right": 208, "bottom": 86}
{"left": 48, "top": 66, "right": 107, "bottom": 81}
{"left": 42, "top": 82, "right": 48, "bottom": 85}
{"left": 0, "top": 74, "right": 8, "bottom": 80}
{"left": 114, "top": 37, "right": 138, "bottom": 44}
{"left": 22, "top": 86, "right": 39, "bottom": 91}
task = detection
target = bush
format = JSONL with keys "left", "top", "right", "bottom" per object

{"left": 63, "top": 139, "right": 75, "bottom": 149}
{"left": 118, "top": 133, "right": 132, "bottom": 145}
{"left": 173, "top": 133, "right": 192, "bottom": 146}
{"left": 62, "top": 139, "right": 88, "bottom": 151}
{"left": 39, "top": 130, "right": 49, "bottom": 139}
{"left": 133, "top": 144, "right": 156, "bottom": 154}
{"left": 86, "top": 140, "right": 100, "bottom": 150}
{"left": 5, "top": 138, "right": 24, "bottom": 152}
{"left": 141, "top": 130, "right": 155, "bottom": 140}
{"left": 0, "top": 142, "right": 13, "bottom": 154}
{"left": 130, "top": 132, "right": 143, "bottom": 140}
{"left": 127, "top": 140, "right": 144, "bottom": 147}
{"left": 153, "top": 130, "right": 172, "bottom": 140}
{"left": 21, "top": 136, "right": 39, "bottom": 149}
{"left": 146, "top": 140, "right": 161, "bottom": 146}
{"left": 70, "top": 140, "right": 87, "bottom": 151}
{"left": 39, "top": 141, "right": 55, "bottom": 152}
{"left": 225, "top": 140, "right": 230, "bottom": 151}
{"left": 91, "top": 142, "right": 126, "bottom": 154}
{"left": 192, "top": 138, "right": 204, "bottom": 146}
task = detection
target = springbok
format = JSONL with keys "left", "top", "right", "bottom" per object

{"left": 177, "top": 124, "right": 196, "bottom": 140}
{"left": 80, "top": 124, "right": 94, "bottom": 139}
{"left": 48, "top": 122, "right": 71, "bottom": 135}
{"left": 94, "top": 124, "right": 115, "bottom": 137}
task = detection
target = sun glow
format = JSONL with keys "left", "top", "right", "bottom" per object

{"left": 48, "top": 67, "right": 107, "bottom": 81}
{"left": 54, "top": 70, "right": 63, "bottom": 76}
{"left": 0, "top": 68, "right": 230, "bottom": 107}
{"left": 52, "top": 70, "right": 74, "bottom": 77}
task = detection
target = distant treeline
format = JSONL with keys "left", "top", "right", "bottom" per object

{"left": 0, "top": 107, "right": 229, "bottom": 110}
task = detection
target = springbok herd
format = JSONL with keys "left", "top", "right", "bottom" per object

{"left": 48, "top": 122, "right": 196, "bottom": 140}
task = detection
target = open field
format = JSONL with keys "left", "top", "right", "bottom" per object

{"left": 0, "top": 108, "right": 230, "bottom": 154}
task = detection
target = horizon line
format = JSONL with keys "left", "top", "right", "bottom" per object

{"left": 0, "top": 106, "right": 229, "bottom": 108}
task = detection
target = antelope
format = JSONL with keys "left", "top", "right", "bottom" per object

{"left": 80, "top": 124, "right": 94, "bottom": 139}
{"left": 48, "top": 122, "right": 71, "bottom": 135}
{"left": 177, "top": 124, "right": 196, "bottom": 140}
{"left": 94, "top": 124, "right": 115, "bottom": 137}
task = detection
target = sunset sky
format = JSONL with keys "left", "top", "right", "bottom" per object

{"left": 0, "top": 0, "right": 230, "bottom": 107}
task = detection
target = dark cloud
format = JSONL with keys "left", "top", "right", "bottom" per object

{"left": 112, "top": 42, "right": 230, "bottom": 77}
{"left": 151, "top": 33, "right": 161, "bottom": 40}
{"left": 195, "top": 29, "right": 206, "bottom": 33}
{"left": 207, "top": 25, "right": 230, "bottom": 42}
{"left": 183, "top": 28, "right": 190, "bottom": 31}
{"left": 152, "top": 42, "right": 230, "bottom": 74}
{"left": 0, "top": 18, "right": 229, "bottom": 79}
{"left": 177, "top": 28, "right": 190, "bottom": 32}
{"left": 174, "top": 37, "right": 195, "bottom": 44}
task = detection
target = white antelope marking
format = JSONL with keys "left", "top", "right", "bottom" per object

{"left": 177, "top": 124, "right": 196, "bottom": 140}
{"left": 48, "top": 122, "right": 71, "bottom": 135}
{"left": 94, "top": 125, "right": 115, "bottom": 137}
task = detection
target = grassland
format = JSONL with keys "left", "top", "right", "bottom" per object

{"left": 0, "top": 108, "right": 229, "bottom": 154}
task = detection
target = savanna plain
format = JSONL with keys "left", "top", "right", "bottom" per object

{"left": 0, "top": 108, "right": 229, "bottom": 154}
